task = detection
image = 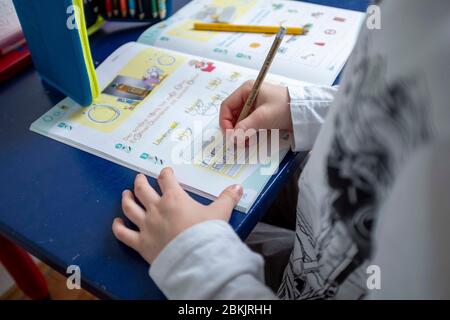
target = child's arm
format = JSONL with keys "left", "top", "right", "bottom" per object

{"left": 288, "top": 85, "right": 338, "bottom": 151}
{"left": 150, "top": 220, "right": 277, "bottom": 299}
{"left": 112, "top": 169, "right": 276, "bottom": 299}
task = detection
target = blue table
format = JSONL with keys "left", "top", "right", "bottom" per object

{"left": 0, "top": 0, "right": 368, "bottom": 299}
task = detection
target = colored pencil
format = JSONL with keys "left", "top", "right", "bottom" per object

{"left": 137, "top": 0, "right": 145, "bottom": 19}
{"left": 120, "top": 0, "right": 128, "bottom": 17}
{"left": 105, "top": 0, "right": 112, "bottom": 18}
{"left": 158, "top": 0, "right": 166, "bottom": 19}
{"left": 151, "top": 0, "right": 158, "bottom": 18}
{"left": 193, "top": 23, "right": 303, "bottom": 35}
{"left": 113, "top": 0, "right": 119, "bottom": 16}
{"left": 128, "top": 0, "right": 136, "bottom": 17}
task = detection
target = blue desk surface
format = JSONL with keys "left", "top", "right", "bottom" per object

{"left": 0, "top": 0, "right": 368, "bottom": 299}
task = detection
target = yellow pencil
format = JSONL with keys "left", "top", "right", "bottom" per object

{"left": 193, "top": 22, "right": 303, "bottom": 35}
{"left": 237, "top": 27, "right": 286, "bottom": 123}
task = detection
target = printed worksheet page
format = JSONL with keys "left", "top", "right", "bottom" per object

{"left": 31, "top": 42, "right": 302, "bottom": 212}
{"left": 139, "top": 0, "right": 365, "bottom": 85}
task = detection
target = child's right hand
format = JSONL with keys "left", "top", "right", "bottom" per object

{"left": 219, "top": 81, "right": 293, "bottom": 132}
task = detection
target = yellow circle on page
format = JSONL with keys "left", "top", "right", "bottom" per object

{"left": 249, "top": 42, "right": 261, "bottom": 48}
{"left": 87, "top": 105, "right": 120, "bottom": 124}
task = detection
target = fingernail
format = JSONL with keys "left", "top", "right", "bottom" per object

{"left": 231, "top": 184, "right": 243, "bottom": 196}
{"left": 122, "top": 190, "right": 128, "bottom": 196}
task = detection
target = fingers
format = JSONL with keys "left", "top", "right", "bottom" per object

{"left": 112, "top": 218, "right": 140, "bottom": 251}
{"left": 134, "top": 173, "right": 160, "bottom": 207}
{"left": 122, "top": 190, "right": 146, "bottom": 227}
{"left": 234, "top": 107, "right": 267, "bottom": 131}
{"left": 209, "top": 184, "right": 243, "bottom": 220}
{"left": 158, "top": 167, "right": 183, "bottom": 194}
{"left": 220, "top": 81, "right": 253, "bottom": 129}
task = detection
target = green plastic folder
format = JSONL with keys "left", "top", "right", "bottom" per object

{"left": 13, "top": 0, "right": 99, "bottom": 106}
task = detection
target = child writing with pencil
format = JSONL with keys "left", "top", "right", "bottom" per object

{"left": 112, "top": 0, "right": 450, "bottom": 299}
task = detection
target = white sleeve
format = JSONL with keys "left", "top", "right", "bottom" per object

{"left": 288, "top": 85, "right": 338, "bottom": 151}
{"left": 149, "top": 220, "right": 277, "bottom": 300}
{"left": 369, "top": 141, "right": 450, "bottom": 299}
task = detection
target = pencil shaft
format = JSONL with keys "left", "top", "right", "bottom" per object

{"left": 237, "top": 27, "right": 286, "bottom": 123}
{"left": 105, "top": 0, "right": 112, "bottom": 17}
{"left": 113, "top": 0, "right": 119, "bottom": 16}
{"left": 158, "top": 0, "right": 167, "bottom": 19}
{"left": 194, "top": 23, "right": 302, "bottom": 35}
{"left": 151, "top": 0, "right": 158, "bottom": 18}
{"left": 120, "top": 0, "right": 127, "bottom": 17}
{"left": 137, "top": 0, "right": 145, "bottom": 19}
{"left": 128, "top": 0, "right": 136, "bottom": 17}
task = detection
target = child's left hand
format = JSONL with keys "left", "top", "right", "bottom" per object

{"left": 112, "top": 168, "right": 243, "bottom": 264}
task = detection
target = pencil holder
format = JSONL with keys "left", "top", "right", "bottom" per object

{"left": 83, "top": 0, "right": 173, "bottom": 30}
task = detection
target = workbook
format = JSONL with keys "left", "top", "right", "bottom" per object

{"left": 31, "top": 0, "right": 365, "bottom": 212}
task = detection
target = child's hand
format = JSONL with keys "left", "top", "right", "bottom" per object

{"left": 220, "top": 81, "right": 292, "bottom": 131}
{"left": 112, "top": 169, "right": 243, "bottom": 264}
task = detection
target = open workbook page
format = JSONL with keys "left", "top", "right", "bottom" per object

{"left": 31, "top": 42, "right": 307, "bottom": 212}
{"left": 138, "top": 0, "right": 365, "bottom": 85}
